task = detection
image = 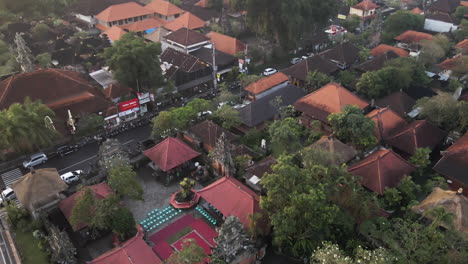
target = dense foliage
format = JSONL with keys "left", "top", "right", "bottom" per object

{"left": 382, "top": 11, "right": 424, "bottom": 43}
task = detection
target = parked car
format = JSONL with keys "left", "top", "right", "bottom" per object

{"left": 60, "top": 170, "right": 83, "bottom": 184}
{"left": 56, "top": 144, "right": 80, "bottom": 157}
{"left": 0, "top": 187, "right": 16, "bottom": 205}
{"left": 290, "top": 57, "right": 303, "bottom": 64}
{"left": 22, "top": 152, "right": 48, "bottom": 168}
{"left": 263, "top": 68, "right": 278, "bottom": 76}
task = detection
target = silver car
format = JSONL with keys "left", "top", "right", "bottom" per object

{"left": 23, "top": 152, "right": 48, "bottom": 168}
{"left": 60, "top": 170, "right": 83, "bottom": 184}
{"left": 0, "top": 187, "right": 16, "bottom": 205}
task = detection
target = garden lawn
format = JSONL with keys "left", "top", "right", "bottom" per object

{"left": 14, "top": 228, "right": 49, "bottom": 264}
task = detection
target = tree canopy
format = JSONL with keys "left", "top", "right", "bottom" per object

{"left": 328, "top": 105, "right": 376, "bottom": 148}
{"left": 382, "top": 11, "right": 424, "bottom": 43}
{"left": 102, "top": 33, "right": 165, "bottom": 91}
{"left": 0, "top": 97, "right": 58, "bottom": 153}
{"left": 268, "top": 117, "right": 302, "bottom": 155}
{"left": 212, "top": 105, "right": 241, "bottom": 129}
{"left": 242, "top": 0, "right": 339, "bottom": 48}
{"left": 167, "top": 239, "right": 207, "bottom": 264}
{"left": 108, "top": 165, "right": 143, "bottom": 200}
{"left": 310, "top": 242, "right": 396, "bottom": 264}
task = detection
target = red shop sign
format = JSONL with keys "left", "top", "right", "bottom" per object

{"left": 119, "top": 98, "right": 140, "bottom": 112}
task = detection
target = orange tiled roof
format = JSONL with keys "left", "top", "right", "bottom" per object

{"left": 119, "top": 18, "right": 166, "bottom": 32}
{"left": 455, "top": 39, "right": 468, "bottom": 51}
{"left": 206, "top": 31, "right": 246, "bottom": 56}
{"left": 294, "top": 82, "right": 369, "bottom": 123}
{"left": 462, "top": 1, "right": 468, "bottom": 7}
{"left": 394, "top": 30, "right": 433, "bottom": 44}
{"left": 101, "top": 26, "right": 127, "bottom": 42}
{"left": 95, "top": 23, "right": 109, "bottom": 32}
{"left": 366, "top": 107, "right": 408, "bottom": 141}
{"left": 411, "top": 7, "right": 423, "bottom": 14}
{"left": 163, "top": 12, "right": 206, "bottom": 31}
{"left": 438, "top": 55, "right": 468, "bottom": 70}
{"left": 96, "top": 2, "right": 152, "bottom": 22}
{"left": 352, "top": 0, "right": 379, "bottom": 10}
{"left": 196, "top": 0, "right": 208, "bottom": 7}
{"left": 244, "top": 72, "right": 288, "bottom": 95}
{"left": 348, "top": 149, "right": 416, "bottom": 194}
{"left": 145, "top": 0, "right": 185, "bottom": 17}
{"left": 371, "top": 44, "right": 409, "bottom": 57}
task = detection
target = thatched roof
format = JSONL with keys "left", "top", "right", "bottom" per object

{"left": 12, "top": 168, "right": 68, "bottom": 212}
{"left": 412, "top": 187, "right": 468, "bottom": 234}
{"left": 311, "top": 136, "right": 357, "bottom": 165}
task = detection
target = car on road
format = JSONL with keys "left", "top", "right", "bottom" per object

{"left": 0, "top": 187, "right": 16, "bottom": 205}
{"left": 56, "top": 144, "right": 80, "bottom": 157}
{"left": 60, "top": 170, "right": 83, "bottom": 184}
{"left": 22, "top": 152, "right": 48, "bottom": 168}
{"left": 290, "top": 57, "right": 303, "bottom": 65}
{"left": 263, "top": 68, "right": 278, "bottom": 76}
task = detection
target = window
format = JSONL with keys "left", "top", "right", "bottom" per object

{"left": 118, "top": 20, "right": 123, "bottom": 25}
{"left": 175, "top": 14, "right": 180, "bottom": 18}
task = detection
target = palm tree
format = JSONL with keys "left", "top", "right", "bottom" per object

{"left": 1, "top": 97, "right": 58, "bottom": 152}
{"left": 248, "top": 212, "right": 263, "bottom": 240}
{"left": 423, "top": 206, "right": 455, "bottom": 230}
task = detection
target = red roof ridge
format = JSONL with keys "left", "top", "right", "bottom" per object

{"left": 349, "top": 149, "right": 392, "bottom": 172}
{"left": 0, "top": 74, "right": 17, "bottom": 104}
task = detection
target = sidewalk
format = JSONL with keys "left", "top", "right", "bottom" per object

{"left": 0, "top": 212, "right": 21, "bottom": 264}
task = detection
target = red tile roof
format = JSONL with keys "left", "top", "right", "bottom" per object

{"left": 386, "top": 120, "right": 446, "bottom": 155}
{"left": 144, "top": 137, "right": 200, "bottom": 172}
{"left": 375, "top": 90, "right": 416, "bottom": 117}
{"left": 455, "top": 39, "right": 468, "bottom": 51}
{"left": 96, "top": 2, "right": 152, "bottom": 22}
{"left": 434, "top": 132, "right": 468, "bottom": 187}
{"left": 119, "top": 18, "right": 166, "bottom": 32}
{"left": 145, "top": 0, "right": 185, "bottom": 17}
{"left": 352, "top": 0, "right": 379, "bottom": 10}
{"left": 410, "top": 7, "right": 423, "bottom": 14}
{"left": 195, "top": 0, "right": 208, "bottom": 7}
{"left": 394, "top": 30, "right": 433, "bottom": 44}
{"left": 281, "top": 55, "right": 339, "bottom": 81}
{"left": 89, "top": 227, "right": 163, "bottom": 264}
{"left": 366, "top": 107, "right": 407, "bottom": 141}
{"left": 163, "top": 12, "right": 206, "bottom": 31}
{"left": 101, "top": 26, "right": 127, "bottom": 42}
{"left": 348, "top": 149, "right": 416, "bottom": 194}
{"left": 59, "top": 183, "right": 113, "bottom": 231}
{"left": 438, "top": 55, "right": 468, "bottom": 70}
{"left": 163, "top": 27, "right": 209, "bottom": 46}
{"left": 370, "top": 44, "right": 409, "bottom": 57}
{"left": 294, "top": 82, "right": 369, "bottom": 123}
{"left": 103, "top": 83, "right": 132, "bottom": 100}
{"left": 462, "top": 1, "right": 468, "bottom": 7}
{"left": 197, "top": 176, "right": 261, "bottom": 229}
{"left": 0, "top": 69, "right": 112, "bottom": 131}
{"left": 206, "top": 31, "right": 246, "bottom": 56}
{"left": 244, "top": 72, "right": 289, "bottom": 95}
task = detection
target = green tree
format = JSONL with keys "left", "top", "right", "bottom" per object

{"left": 108, "top": 165, "right": 143, "bottom": 200}
{"left": 152, "top": 110, "right": 176, "bottom": 138}
{"left": 409, "top": 147, "right": 431, "bottom": 176}
{"left": 179, "top": 177, "right": 195, "bottom": 200}
{"left": 212, "top": 105, "right": 241, "bottom": 129}
{"left": 0, "top": 39, "right": 18, "bottom": 76}
{"left": 419, "top": 34, "right": 451, "bottom": 65}
{"left": 234, "top": 154, "right": 252, "bottom": 178}
{"left": 245, "top": 0, "right": 338, "bottom": 48}
{"left": 102, "top": 33, "right": 165, "bottom": 90}
{"left": 382, "top": 187, "right": 402, "bottom": 210}
{"left": 423, "top": 206, "right": 455, "bottom": 230}
{"left": 207, "top": 0, "right": 223, "bottom": 10}
{"left": 238, "top": 74, "right": 262, "bottom": 87}
{"left": 328, "top": 105, "right": 376, "bottom": 148}
{"left": 185, "top": 98, "right": 213, "bottom": 115}
{"left": 70, "top": 188, "right": 95, "bottom": 229}
{"left": 341, "top": 14, "right": 361, "bottom": 32}
{"left": 310, "top": 242, "right": 396, "bottom": 264}
{"left": 305, "top": 71, "right": 331, "bottom": 92}
{"left": 336, "top": 70, "right": 356, "bottom": 87}
{"left": 76, "top": 113, "right": 104, "bottom": 136}
{"left": 0, "top": 97, "right": 58, "bottom": 152}
{"left": 5, "top": 201, "right": 29, "bottom": 228}
{"left": 416, "top": 93, "right": 462, "bottom": 131}
{"left": 31, "top": 23, "right": 51, "bottom": 41}
{"left": 167, "top": 238, "right": 207, "bottom": 264}
{"left": 454, "top": 6, "right": 467, "bottom": 20}
{"left": 216, "top": 83, "right": 239, "bottom": 106}
{"left": 382, "top": 11, "right": 424, "bottom": 42}
{"left": 260, "top": 155, "right": 342, "bottom": 257}
{"left": 268, "top": 117, "right": 302, "bottom": 155}
{"left": 91, "top": 195, "right": 120, "bottom": 231}
{"left": 35, "top": 52, "right": 51, "bottom": 68}
{"left": 455, "top": 20, "right": 468, "bottom": 41}
{"left": 110, "top": 207, "right": 137, "bottom": 241}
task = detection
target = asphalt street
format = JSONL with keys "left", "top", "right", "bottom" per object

{"left": 36, "top": 124, "right": 152, "bottom": 175}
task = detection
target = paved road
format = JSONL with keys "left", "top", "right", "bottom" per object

{"left": 36, "top": 124, "right": 152, "bottom": 174}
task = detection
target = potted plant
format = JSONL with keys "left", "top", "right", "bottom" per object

{"left": 175, "top": 178, "right": 196, "bottom": 203}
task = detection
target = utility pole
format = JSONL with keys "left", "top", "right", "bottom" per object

{"left": 212, "top": 43, "right": 217, "bottom": 93}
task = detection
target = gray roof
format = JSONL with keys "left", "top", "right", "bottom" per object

{"left": 238, "top": 84, "right": 306, "bottom": 127}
